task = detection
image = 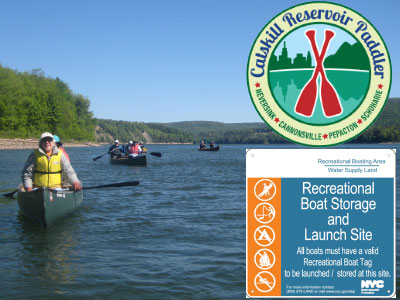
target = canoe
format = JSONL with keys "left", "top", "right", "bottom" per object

{"left": 198, "top": 145, "right": 220, "bottom": 152}
{"left": 17, "top": 187, "right": 83, "bottom": 227}
{"left": 110, "top": 154, "right": 147, "bottom": 166}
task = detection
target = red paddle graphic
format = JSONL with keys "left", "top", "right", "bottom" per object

{"left": 295, "top": 29, "right": 342, "bottom": 117}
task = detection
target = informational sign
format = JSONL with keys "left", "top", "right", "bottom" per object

{"left": 246, "top": 149, "right": 395, "bottom": 298}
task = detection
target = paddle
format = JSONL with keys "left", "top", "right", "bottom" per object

{"left": 3, "top": 181, "right": 140, "bottom": 198}
{"left": 295, "top": 29, "right": 339, "bottom": 117}
{"left": 2, "top": 190, "right": 17, "bottom": 198}
{"left": 93, "top": 148, "right": 117, "bottom": 161}
{"left": 149, "top": 152, "right": 162, "bottom": 157}
{"left": 78, "top": 180, "right": 140, "bottom": 190}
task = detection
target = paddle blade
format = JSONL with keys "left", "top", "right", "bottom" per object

{"left": 2, "top": 189, "right": 17, "bottom": 198}
{"left": 320, "top": 79, "right": 342, "bottom": 117}
{"left": 295, "top": 79, "right": 318, "bottom": 117}
{"left": 150, "top": 152, "right": 162, "bottom": 157}
{"left": 93, "top": 153, "right": 108, "bottom": 161}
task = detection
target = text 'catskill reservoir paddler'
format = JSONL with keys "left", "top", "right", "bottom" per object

{"left": 251, "top": 9, "right": 388, "bottom": 79}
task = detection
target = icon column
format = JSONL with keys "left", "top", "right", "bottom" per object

{"left": 247, "top": 178, "right": 281, "bottom": 297}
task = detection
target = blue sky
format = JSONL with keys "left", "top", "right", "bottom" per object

{"left": 0, "top": 0, "right": 398, "bottom": 123}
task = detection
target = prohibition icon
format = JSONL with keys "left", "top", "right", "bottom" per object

{"left": 254, "top": 248, "right": 276, "bottom": 270}
{"left": 295, "top": 29, "right": 342, "bottom": 117}
{"left": 254, "top": 271, "right": 276, "bottom": 293}
{"left": 254, "top": 179, "right": 276, "bottom": 201}
{"left": 254, "top": 225, "right": 275, "bottom": 247}
{"left": 254, "top": 203, "right": 275, "bottom": 224}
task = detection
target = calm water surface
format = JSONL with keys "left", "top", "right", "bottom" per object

{"left": 0, "top": 144, "right": 399, "bottom": 299}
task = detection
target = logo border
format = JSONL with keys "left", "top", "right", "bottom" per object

{"left": 246, "top": 1, "right": 392, "bottom": 147}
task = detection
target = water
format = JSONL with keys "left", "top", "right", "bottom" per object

{"left": 269, "top": 70, "right": 369, "bottom": 125}
{"left": 0, "top": 144, "right": 399, "bottom": 299}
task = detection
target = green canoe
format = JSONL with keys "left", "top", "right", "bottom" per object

{"left": 17, "top": 187, "right": 83, "bottom": 227}
{"left": 110, "top": 154, "right": 147, "bottom": 166}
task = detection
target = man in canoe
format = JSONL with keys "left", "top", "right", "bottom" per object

{"left": 199, "top": 140, "right": 206, "bottom": 150}
{"left": 108, "top": 139, "right": 124, "bottom": 158}
{"left": 22, "top": 132, "right": 82, "bottom": 191}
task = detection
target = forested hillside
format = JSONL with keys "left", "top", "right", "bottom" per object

{"left": 95, "top": 119, "right": 192, "bottom": 143}
{"left": 354, "top": 98, "right": 400, "bottom": 143}
{"left": 166, "top": 99, "right": 400, "bottom": 144}
{"left": 163, "top": 121, "right": 287, "bottom": 144}
{"left": 0, "top": 64, "right": 399, "bottom": 144}
{"left": 0, "top": 65, "right": 94, "bottom": 140}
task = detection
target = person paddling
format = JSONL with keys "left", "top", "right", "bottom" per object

{"left": 22, "top": 132, "right": 82, "bottom": 192}
{"left": 108, "top": 139, "right": 124, "bottom": 158}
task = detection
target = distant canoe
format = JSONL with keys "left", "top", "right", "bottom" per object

{"left": 17, "top": 187, "right": 83, "bottom": 227}
{"left": 198, "top": 145, "right": 220, "bottom": 152}
{"left": 110, "top": 154, "right": 147, "bottom": 165}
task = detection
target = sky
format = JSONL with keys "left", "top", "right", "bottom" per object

{"left": 0, "top": 0, "right": 398, "bottom": 123}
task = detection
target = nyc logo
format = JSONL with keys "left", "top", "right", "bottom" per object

{"left": 247, "top": 2, "right": 391, "bottom": 146}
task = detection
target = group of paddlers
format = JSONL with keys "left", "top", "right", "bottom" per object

{"left": 108, "top": 139, "right": 145, "bottom": 159}
{"left": 199, "top": 140, "right": 215, "bottom": 150}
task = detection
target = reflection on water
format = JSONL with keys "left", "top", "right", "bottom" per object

{"left": 270, "top": 70, "right": 370, "bottom": 125}
{"left": 18, "top": 214, "right": 79, "bottom": 285}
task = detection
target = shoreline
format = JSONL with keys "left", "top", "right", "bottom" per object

{"left": 0, "top": 139, "right": 194, "bottom": 150}
{"left": 0, "top": 138, "right": 101, "bottom": 150}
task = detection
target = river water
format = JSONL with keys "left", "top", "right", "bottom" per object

{"left": 0, "top": 144, "right": 398, "bottom": 299}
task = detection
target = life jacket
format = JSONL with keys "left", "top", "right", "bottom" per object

{"left": 33, "top": 149, "right": 62, "bottom": 188}
{"left": 130, "top": 144, "right": 140, "bottom": 154}
{"left": 59, "top": 147, "right": 70, "bottom": 161}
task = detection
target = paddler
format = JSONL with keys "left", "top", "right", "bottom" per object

{"left": 22, "top": 132, "right": 82, "bottom": 191}
{"left": 108, "top": 139, "right": 124, "bottom": 158}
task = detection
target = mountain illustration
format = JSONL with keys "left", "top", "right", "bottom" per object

{"left": 323, "top": 41, "right": 369, "bottom": 70}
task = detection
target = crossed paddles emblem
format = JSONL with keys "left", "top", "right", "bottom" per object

{"left": 295, "top": 29, "right": 343, "bottom": 118}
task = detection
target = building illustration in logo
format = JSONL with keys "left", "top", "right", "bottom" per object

{"left": 247, "top": 2, "right": 391, "bottom": 146}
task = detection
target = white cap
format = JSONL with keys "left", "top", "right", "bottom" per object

{"left": 40, "top": 132, "right": 53, "bottom": 141}
{"left": 129, "top": 141, "right": 133, "bottom": 144}
{"left": 114, "top": 139, "right": 119, "bottom": 143}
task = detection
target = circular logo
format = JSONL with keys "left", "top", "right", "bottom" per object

{"left": 247, "top": 2, "right": 391, "bottom": 146}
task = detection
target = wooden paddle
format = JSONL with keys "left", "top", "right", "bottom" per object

{"left": 149, "top": 152, "right": 162, "bottom": 157}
